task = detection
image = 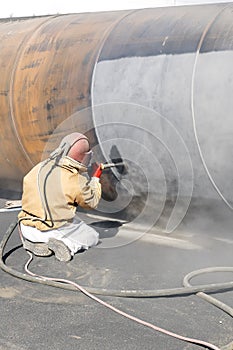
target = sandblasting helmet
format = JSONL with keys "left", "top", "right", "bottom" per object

{"left": 50, "top": 132, "right": 93, "bottom": 166}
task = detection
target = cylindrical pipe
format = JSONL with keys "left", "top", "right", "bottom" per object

{"left": 1, "top": 4, "right": 233, "bottom": 235}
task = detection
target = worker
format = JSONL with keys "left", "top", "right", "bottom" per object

{"left": 18, "top": 132, "right": 102, "bottom": 262}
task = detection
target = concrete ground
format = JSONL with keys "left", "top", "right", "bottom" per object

{"left": 0, "top": 199, "right": 233, "bottom": 350}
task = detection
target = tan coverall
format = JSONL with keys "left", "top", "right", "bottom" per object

{"left": 18, "top": 156, "right": 102, "bottom": 254}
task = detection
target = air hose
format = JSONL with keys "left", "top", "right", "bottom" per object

{"left": 1, "top": 220, "right": 233, "bottom": 299}
{"left": 0, "top": 220, "right": 233, "bottom": 350}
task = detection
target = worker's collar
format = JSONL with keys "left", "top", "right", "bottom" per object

{"left": 59, "top": 156, "right": 88, "bottom": 173}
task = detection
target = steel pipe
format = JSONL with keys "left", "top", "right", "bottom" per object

{"left": 1, "top": 4, "right": 233, "bottom": 234}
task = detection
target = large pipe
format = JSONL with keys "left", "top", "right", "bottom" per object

{"left": 1, "top": 4, "right": 233, "bottom": 235}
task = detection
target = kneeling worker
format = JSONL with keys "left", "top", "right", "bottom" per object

{"left": 18, "top": 132, "right": 102, "bottom": 262}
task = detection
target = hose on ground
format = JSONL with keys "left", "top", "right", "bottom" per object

{"left": 1, "top": 220, "right": 233, "bottom": 299}
{"left": 1, "top": 221, "right": 233, "bottom": 350}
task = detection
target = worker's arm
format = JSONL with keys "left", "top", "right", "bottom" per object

{"left": 76, "top": 173, "right": 102, "bottom": 210}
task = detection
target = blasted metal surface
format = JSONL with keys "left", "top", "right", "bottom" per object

{"left": 91, "top": 3, "right": 233, "bottom": 234}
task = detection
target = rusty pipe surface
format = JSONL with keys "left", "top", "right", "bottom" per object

{"left": 0, "top": 11, "right": 130, "bottom": 190}
{"left": 1, "top": 4, "right": 233, "bottom": 235}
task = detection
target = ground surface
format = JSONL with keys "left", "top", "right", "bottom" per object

{"left": 0, "top": 198, "right": 232, "bottom": 350}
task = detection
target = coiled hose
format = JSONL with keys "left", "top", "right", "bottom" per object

{"left": 0, "top": 220, "right": 233, "bottom": 350}
{"left": 1, "top": 221, "right": 233, "bottom": 300}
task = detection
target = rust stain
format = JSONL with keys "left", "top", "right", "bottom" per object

{"left": 0, "top": 12, "right": 128, "bottom": 189}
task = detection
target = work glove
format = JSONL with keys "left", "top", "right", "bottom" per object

{"left": 92, "top": 163, "right": 103, "bottom": 179}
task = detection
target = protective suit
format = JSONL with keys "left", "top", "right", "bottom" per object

{"left": 18, "top": 133, "right": 102, "bottom": 262}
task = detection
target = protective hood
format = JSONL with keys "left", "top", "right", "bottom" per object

{"left": 49, "top": 132, "right": 92, "bottom": 166}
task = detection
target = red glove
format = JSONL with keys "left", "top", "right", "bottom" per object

{"left": 92, "top": 163, "right": 103, "bottom": 178}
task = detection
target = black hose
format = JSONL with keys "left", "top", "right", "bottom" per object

{"left": 184, "top": 268, "right": 233, "bottom": 317}
{"left": 1, "top": 221, "right": 233, "bottom": 300}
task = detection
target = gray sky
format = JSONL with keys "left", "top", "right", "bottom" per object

{"left": 1, "top": 0, "right": 232, "bottom": 18}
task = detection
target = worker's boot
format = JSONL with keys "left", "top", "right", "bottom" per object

{"left": 48, "top": 238, "right": 72, "bottom": 262}
{"left": 23, "top": 239, "right": 52, "bottom": 257}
